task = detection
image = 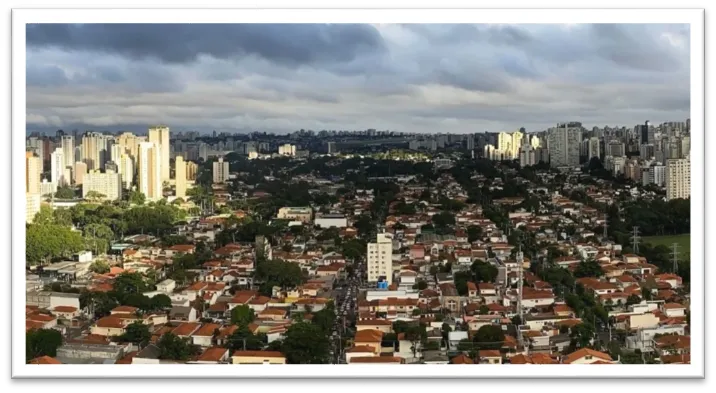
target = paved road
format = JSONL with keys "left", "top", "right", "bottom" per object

{"left": 330, "top": 259, "right": 366, "bottom": 364}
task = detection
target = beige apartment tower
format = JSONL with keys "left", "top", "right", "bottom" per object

{"left": 148, "top": 125, "right": 170, "bottom": 181}
{"left": 26, "top": 152, "right": 41, "bottom": 194}
{"left": 367, "top": 233, "right": 394, "bottom": 285}
{"left": 175, "top": 155, "right": 187, "bottom": 198}
{"left": 186, "top": 161, "right": 198, "bottom": 181}
{"left": 74, "top": 162, "right": 88, "bottom": 186}
{"left": 83, "top": 170, "right": 122, "bottom": 201}
{"left": 138, "top": 142, "right": 163, "bottom": 201}
{"left": 666, "top": 158, "right": 690, "bottom": 200}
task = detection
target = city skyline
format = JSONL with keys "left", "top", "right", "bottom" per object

{"left": 26, "top": 23, "right": 690, "bottom": 134}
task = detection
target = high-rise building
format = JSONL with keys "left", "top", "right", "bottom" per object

{"left": 607, "top": 142, "right": 626, "bottom": 158}
{"left": 547, "top": 123, "right": 581, "bottom": 168}
{"left": 530, "top": 135, "right": 541, "bottom": 149}
{"left": 186, "top": 161, "right": 198, "bottom": 181}
{"left": 119, "top": 153, "right": 134, "bottom": 189}
{"left": 148, "top": 126, "right": 171, "bottom": 181}
{"left": 81, "top": 132, "right": 109, "bottom": 171}
{"left": 138, "top": 142, "right": 163, "bottom": 201}
{"left": 367, "top": 232, "right": 394, "bottom": 285}
{"left": 497, "top": 131, "right": 523, "bottom": 159}
{"left": 279, "top": 144, "right": 297, "bottom": 156}
{"left": 519, "top": 144, "right": 536, "bottom": 167}
{"left": 26, "top": 193, "right": 41, "bottom": 224}
{"left": 74, "top": 162, "right": 88, "bottom": 186}
{"left": 640, "top": 144, "right": 655, "bottom": 159}
{"left": 327, "top": 141, "right": 337, "bottom": 154}
{"left": 199, "top": 142, "right": 209, "bottom": 161}
{"left": 175, "top": 156, "right": 187, "bottom": 198}
{"left": 26, "top": 152, "right": 42, "bottom": 194}
{"left": 110, "top": 143, "right": 125, "bottom": 164}
{"left": 118, "top": 132, "right": 140, "bottom": 160}
{"left": 61, "top": 135, "right": 75, "bottom": 171}
{"left": 83, "top": 170, "right": 122, "bottom": 201}
{"left": 588, "top": 137, "right": 600, "bottom": 160}
{"left": 212, "top": 157, "right": 230, "bottom": 183}
{"left": 50, "top": 147, "right": 66, "bottom": 187}
{"left": 466, "top": 135, "right": 475, "bottom": 151}
{"left": 666, "top": 158, "right": 690, "bottom": 200}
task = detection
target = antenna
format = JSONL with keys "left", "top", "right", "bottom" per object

{"left": 671, "top": 243, "right": 680, "bottom": 273}
{"left": 631, "top": 226, "right": 641, "bottom": 254}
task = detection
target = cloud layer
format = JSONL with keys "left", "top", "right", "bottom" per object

{"left": 25, "top": 23, "right": 690, "bottom": 134}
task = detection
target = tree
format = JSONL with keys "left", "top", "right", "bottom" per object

{"left": 466, "top": 225, "right": 483, "bottom": 243}
{"left": 26, "top": 224, "right": 85, "bottom": 266}
{"left": 280, "top": 322, "right": 331, "bottom": 364}
{"left": 26, "top": 328, "right": 63, "bottom": 362}
{"left": 54, "top": 185, "right": 76, "bottom": 199}
{"left": 85, "top": 190, "right": 107, "bottom": 202}
{"left": 231, "top": 304, "right": 256, "bottom": 327}
{"left": 113, "top": 272, "right": 149, "bottom": 296}
{"left": 225, "top": 325, "right": 265, "bottom": 352}
{"left": 128, "top": 190, "right": 146, "bottom": 205}
{"left": 471, "top": 260, "right": 499, "bottom": 283}
{"left": 254, "top": 259, "right": 305, "bottom": 296}
{"left": 569, "top": 323, "right": 595, "bottom": 351}
{"left": 120, "top": 321, "right": 151, "bottom": 347}
{"left": 33, "top": 205, "right": 56, "bottom": 225}
{"left": 416, "top": 280, "right": 428, "bottom": 290}
{"left": 89, "top": 260, "right": 111, "bottom": 274}
{"left": 626, "top": 294, "right": 642, "bottom": 306}
{"left": 473, "top": 324, "right": 505, "bottom": 350}
{"left": 311, "top": 302, "right": 336, "bottom": 334}
{"left": 151, "top": 294, "right": 172, "bottom": 310}
{"left": 478, "top": 305, "right": 489, "bottom": 315}
{"left": 574, "top": 259, "right": 604, "bottom": 278}
{"left": 432, "top": 211, "right": 455, "bottom": 233}
{"left": 157, "top": 333, "right": 200, "bottom": 361}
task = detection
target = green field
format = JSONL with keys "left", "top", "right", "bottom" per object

{"left": 643, "top": 234, "right": 691, "bottom": 261}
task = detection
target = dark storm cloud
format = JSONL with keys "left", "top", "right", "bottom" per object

{"left": 26, "top": 23, "right": 386, "bottom": 67}
{"left": 25, "top": 23, "right": 691, "bottom": 134}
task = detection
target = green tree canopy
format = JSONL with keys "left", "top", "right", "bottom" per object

{"left": 225, "top": 325, "right": 265, "bottom": 352}
{"left": 230, "top": 304, "right": 256, "bottom": 327}
{"left": 129, "top": 190, "right": 146, "bottom": 205}
{"left": 473, "top": 324, "right": 505, "bottom": 350}
{"left": 26, "top": 328, "right": 63, "bottom": 362}
{"left": 280, "top": 322, "right": 331, "bottom": 364}
{"left": 26, "top": 223, "right": 85, "bottom": 266}
{"left": 120, "top": 321, "right": 151, "bottom": 347}
{"left": 157, "top": 333, "right": 200, "bottom": 361}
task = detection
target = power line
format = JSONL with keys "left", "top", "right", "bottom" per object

{"left": 671, "top": 243, "right": 680, "bottom": 273}
{"left": 602, "top": 213, "right": 608, "bottom": 239}
{"left": 631, "top": 226, "right": 641, "bottom": 254}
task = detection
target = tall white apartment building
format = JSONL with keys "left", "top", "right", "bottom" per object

{"left": 212, "top": 157, "right": 230, "bottom": 183}
{"left": 83, "top": 170, "right": 122, "bottom": 201}
{"left": 149, "top": 125, "right": 171, "bottom": 181}
{"left": 367, "top": 233, "right": 394, "bottom": 285}
{"left": 666, "top": 158, "right": 690, "bottom": 200}
{"left": 50, "top": 147, "right": 66, "bottom": 187}
{"left": 61, "top": 135, "right": 75, "bottom": 171}
{"left": 175, "top": 155, "right": 187, "bottom": 198}
{"left": 119, "top": 153, "right": 134, "bottom": 189}
{"left": 519, "top": 144, "right": 536, "bottom": 167}
{"left": 138, "top": 142, "right": 163, "bottom": 201}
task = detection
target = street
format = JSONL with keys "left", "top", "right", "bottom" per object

{"left": 329, "top": 258, "right": 365, "bottom": 364}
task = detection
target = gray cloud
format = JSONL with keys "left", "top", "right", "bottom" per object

{"left": 25, "top": 23, "right": 690, "bottom": 134}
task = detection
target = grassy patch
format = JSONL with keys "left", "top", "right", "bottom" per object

{"left": 643, "top": 234, "right": 691, "bottom": 261}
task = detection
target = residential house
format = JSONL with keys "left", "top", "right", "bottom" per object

{"left": 231, "top": 350, "right": 286, "bottom": 364}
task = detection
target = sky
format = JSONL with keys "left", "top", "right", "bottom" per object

{"left": 25, "top": 23, "right": 691, "bottom": 134}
